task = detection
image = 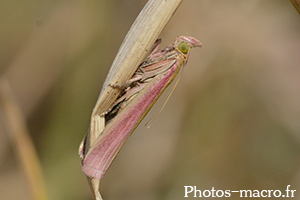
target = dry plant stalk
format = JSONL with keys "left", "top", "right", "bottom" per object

{"left": 81, "top": 0, "right": 183, "bottom": 199}
{"left": 0, "top": 78, "right": 48, "bottom": 200}
{"left": 290, "top": 0, "right": 300, "bottom": 14}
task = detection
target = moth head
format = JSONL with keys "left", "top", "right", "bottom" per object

{"left": 174, "top": 36, "right": 202, "bottom": 54}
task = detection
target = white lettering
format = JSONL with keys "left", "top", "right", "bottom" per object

{"left": 261, "top": 190, "right": 267, "bottom": 197}
{"left": 224, "top": 190, "right": 231, "bottom": 197}
{"left": 273, "top": 190, "right": 282, "bottom": 197}
{"left": 202, "top": 190, "right": 211, "bottom": 197}
{"left": 252, "top": 190, "right": 260, "bottom": 197}
{"left": 240, "top": 190, "right": 252, "bottom": 197}
{"left": 216, "top": 190, "right": 224, "bottom": 197}
{"left": 285, "top": 185, "right": 290, "bottom": 197}
{"left": 194, "top": 186, "right": 202, "bottom": 197}
{"left": 211, "top": 187, "right": 216, "bottom": 197}
{"left": 268, "top": 190, "right": 273, "bottom": 197}
{"left": 184, "top": 186, "right": 193, "bottom": 197}
{"left": 291, "top": 189, "right": 296, "bottom": 197}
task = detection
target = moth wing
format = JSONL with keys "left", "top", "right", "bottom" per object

{"left": 82, "top": 130, "right": 124, "bottom": 179}
{"left": 141, "top": 58, "right": 177, "bottom": 81}
{"left": 82, "top": 107, "right": 142, "bottom": 179}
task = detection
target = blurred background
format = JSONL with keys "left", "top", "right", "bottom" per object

{"left": 0, "top": 0, "right": 300, "bottom": 199}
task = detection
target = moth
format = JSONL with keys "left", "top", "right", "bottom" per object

{"left": 80, "top": 36, "right": 202, "bottom": 180}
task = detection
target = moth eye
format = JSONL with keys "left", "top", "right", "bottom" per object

{"left": 177, "top": 42, "right": 189, "bottom": 54}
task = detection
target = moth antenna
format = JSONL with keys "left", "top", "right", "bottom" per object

{"left": 145, "top": 69, "right": 184, "bottom": 128}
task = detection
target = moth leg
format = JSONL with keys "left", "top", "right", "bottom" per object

{"left": 100, "top": 110, "right": 109, "bottom": 117}
{"left": 109, "top": 74, "right": 143, "bottom": 89}
{"left": 108, "top": 83, "right": 126, "bottom": 90}
{"left": 116, "top": 83, "right": 147, "bottom": 110}
{"left": 138, "top": 66, "right": 145, "bottom": 74}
